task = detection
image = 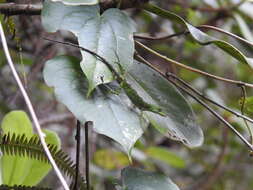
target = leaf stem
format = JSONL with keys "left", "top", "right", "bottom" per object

{"left": 0, "top": 22, "right": 69, "bottom": 190}
{"left": 239, "top": 86, "right": 253, "bottom": 144}
{"left": 135, "top": 40, "right": 253, "bottom": 88}
{"left": 163, "top": 72, "right": 253, "bottom": 124}
{"left": 85, "top": 121, "right": 92, "bottom": 190}
{"left": 74, "top": 120, "right": 81, "bottom": 190}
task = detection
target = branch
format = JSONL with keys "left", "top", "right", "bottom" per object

{"left": 0, "top": 3, "right": 42, "bottom": 15}
{"left": 85, "top": 121, "right": 93, "bottom": 190}
{"left": 0, "top": 22, "right": 70, "bottom": 190}
{"left": 163, "top": 72, "right": 253, "bottom": 124}
{"left": 74, "top": 120, "right": 81, "bottom": 190}
{"left": 0, "top": 0, "right": 149, "bottom": 16}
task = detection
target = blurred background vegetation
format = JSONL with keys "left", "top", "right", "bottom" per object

{"left": 1, "top": 0, "right": 253, "bottom": 189}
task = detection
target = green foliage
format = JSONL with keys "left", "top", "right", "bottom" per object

{"left": 0, "top": 133, "right": 86, "bottom": 188}
{"left": 42, "top": 0, "right": 136, "bottom": 95}
{"left": 0, "top": 111, "right": 85, "bottom": 188}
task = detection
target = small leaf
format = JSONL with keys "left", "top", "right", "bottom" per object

{"left": 144, "top": 3, "right": 253, "bottom": 67}
{"left": 121, "top": 167, "right": 180, "bottom": 190}
{"left": 43, "top": 56, "right": 146, "bottom": 154}
{"left": 127, "top": 61, "right": 204, "bottom": 148}
{"left": 51, "top": 0, "right": 98, "bottom": 6}
{"left": 93, "top": 149, "right": 129, "bottom": 170}
{"left": 1, "top": 111, "right": 33, "bottom": 137}
{"left": 42, "top": 0, "right": 136, "bottom": 95}
{"left": 145, "top": 146, "right": 186, "bottom": 168}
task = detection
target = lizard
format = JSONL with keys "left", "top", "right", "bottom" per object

{"left": 44, "top": 38, "right": 166, "bottom": 117}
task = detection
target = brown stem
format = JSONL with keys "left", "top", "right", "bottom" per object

{"left": 0, "top": 3, "right": 42, "bottom": 15}
{"left": 135, "top": 53, "right": 253, "bottom": 151}
{"left": 135, "top": 41, "right": 253, "bottom": 88}
{"left": 85, "top": 121, "right": 93, "bottom": 190}
{"left": 0, "top": 1, "right": 150, "bottom": 16}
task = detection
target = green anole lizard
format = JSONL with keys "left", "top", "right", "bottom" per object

{"left": 44, "top": 38, "right": 166, "bottom": 117}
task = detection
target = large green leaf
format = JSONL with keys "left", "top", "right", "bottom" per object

{"left": 143, "top": 3, "right": 253, "bottom": 67}
{"left": 42, "top": 0, "right": 136, "bottom": 96}
{"left": 0, "top": 111, "right": 60, "bottom": 186}
{"left": 51, "top": 0, "right": 98, "bottom": 6}
{"left": 127, "top": 62, "right": 203, "bottom": 148}
{"left": 43, "top": 56, "right": 146, "bottom": 154}
{"left": 121, "top": 167, "right": 180, "bottom": 190}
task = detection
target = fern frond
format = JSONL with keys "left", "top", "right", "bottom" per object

{"left": 0, "top": 133, "right": 86, "bottom": 189}
{"left": 0, "top": 184, "right": 51, "bottom": 190}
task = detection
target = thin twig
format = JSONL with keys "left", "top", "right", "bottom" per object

{"left": 135, "top": 53, "right": 253, "bottom": 151}
{"left": 85, "top": 121, "right": 92, "bottom": 190}
{"left": 43, "top": 37, "right": 121, "bottom": 79}
{"left": 163, "top": 72, "right": 253, "bottom": 124}
{"left": 199, "top": 25, "right": 253, "bottom": 47}
{"left": 0, "top": 22, "right": 69, "bottom": 190}
{"left": 134, "top": 25, "right": 253, "bottom": 47}
{"left": 74, "top": 120, "right": 81, "bottom": 190}
{"left": 135, "top": 40, "right": 253, "bottom": 88}
{"left": 134, "top": 30, "right": 187, "bottom": 41}
{"left": 167, "top": 76, "right": 253, "bottom": 150}
{"left": 239, "top": 86, "right": 253, "bottom": 144}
